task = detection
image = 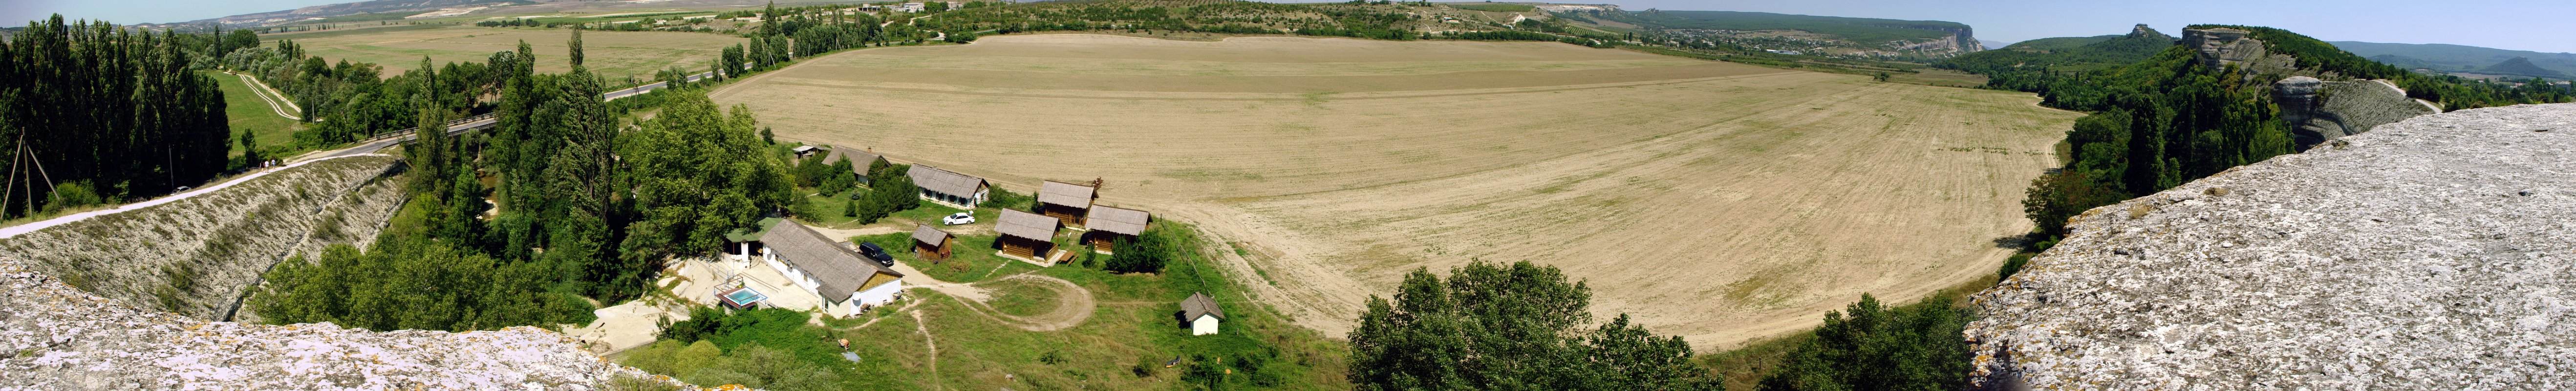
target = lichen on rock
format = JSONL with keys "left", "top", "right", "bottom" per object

{"left": 1966, "top": 103, "right": 2576, "bottom": 390}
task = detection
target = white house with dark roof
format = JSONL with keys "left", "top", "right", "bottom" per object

{"left": 730, "top": 220, "right": 907, "bottom": 317}
{"left": 1180, "top": 292, "right": 1224, "bottom": 336}
{"left": 908, "top": 165, "right": 989, "bottom": 209}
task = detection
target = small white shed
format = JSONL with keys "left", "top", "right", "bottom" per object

{"left": 1180, "top": 292, "right": 1224, "bottom": 336}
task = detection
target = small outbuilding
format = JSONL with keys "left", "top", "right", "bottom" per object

{"left": 1082, "top": 205, "right": 1149, "bottom": 253}
{"left": 1037, "top": 180, "right": 1098, "bottom": 227}
{"left": 908, "top": 165, "right": 990, "bottom": 209}
{"left": 791, "top": 144, "right": 819, "bottom": 157}
{"left": 994, "top": 209, "right": 1060, "bottom": 260}
{"left": 822, "top": 146, "right": 887, "bottom": 185}
{"left": 1179, "top": 292, "right": 1223, "bottom": 336}
{"left": 911, "top": 224, "right": 954, "bottom": 261}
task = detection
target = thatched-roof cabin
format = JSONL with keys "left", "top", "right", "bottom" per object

{"left": 1037, "top": 180, "right": 1097, "bottom": 227}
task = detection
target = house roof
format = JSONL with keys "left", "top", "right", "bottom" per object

{"left": 1084, "top": 205, "right": 1149, "bottom": 236}
{"left": 908, "top": 165, "right": 987, "bottom": 197}
{"left": 759, "top": 221, "right": 904, "bottom": 303}
{"left": 1037, "top": 180, "right": 1096, "bottom": 209}
{"left": 1181, "top": 292, "right": 1224, "bottom": 321}
{"left": 995, "top": 209, "right": 1060, "bottom": 240}
{"left": 823, "top": 146, "right": 882, "bottom": 176}
{"left": 911, "top": 224, "right": 950, "bottom": 246}
{"left": 724, "top": 217, "right": 788, "bottom": 243}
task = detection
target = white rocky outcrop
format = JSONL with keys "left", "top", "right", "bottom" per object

{"left": 1967, "top": 103, "right": 2576, "bottom": 390}
{"left": 0, "top": 254, "right": 692, "bottom": 390}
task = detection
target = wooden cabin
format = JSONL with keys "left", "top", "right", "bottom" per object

{"left": 1037, "top": 180, "right": 1098, "bottom": 228}
{"left": 911, "top": 224, "right": 954, "bottom": 261}
{"left": 1083, "top": 205, "right": 1149, "bottom": 253}
{"left": 994, "top": 209, "right": 1060, "bottom": 259}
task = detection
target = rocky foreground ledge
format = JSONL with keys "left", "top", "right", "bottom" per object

{"left": 0, "top": 255, "right": 693, "bottom": 390}
{"left": 1967, "top": 103, "right": 2576, "bottom": 390}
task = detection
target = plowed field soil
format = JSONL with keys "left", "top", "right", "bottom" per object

{"left": 711, "top": 34, "right": 2079, "bottom": 348}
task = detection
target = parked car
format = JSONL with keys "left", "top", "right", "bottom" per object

{"left": 857, "top": 242, "right": 895, "bottom": 266}
{"left": 942, "top": 212, "right": 975, "bottom": 225}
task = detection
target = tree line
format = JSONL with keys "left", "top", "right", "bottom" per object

{"left": 0, "top": 16, "right": 233, "bottom": 219}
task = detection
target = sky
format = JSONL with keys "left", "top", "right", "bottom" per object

{"left": 7, "top": 0, "right": 2575, "bottom": 53}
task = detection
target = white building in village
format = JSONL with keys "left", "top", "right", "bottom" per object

{"left": 723, "top": 218, "right": 906, "bottom": 317}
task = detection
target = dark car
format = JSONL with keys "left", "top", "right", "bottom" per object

{"left": 857, "top": 242, "right": 895, "bottom": 266}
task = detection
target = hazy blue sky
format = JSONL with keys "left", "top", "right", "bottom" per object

{"left": 8, "top": 0, "right": 2574, "bottom": 53}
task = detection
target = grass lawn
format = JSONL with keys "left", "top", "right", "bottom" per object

{"left": 855, "top": 232, "right": 1039, "bottom": 283}
{"left": 204, "top": 70, "right": 303, "bottom": 157}
{"left": 835, "top": 244, "right": 1351, "bottom": 391}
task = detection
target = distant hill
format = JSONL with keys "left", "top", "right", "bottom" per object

{"left": 2329, "top": 41, "right": 2576, "bottom": 77}
{"left": 1606, "top": 10, "right": 1969, "bottom": 43}
{"left": 1937, "top": 24, "right": 2176, "bottom": 74}
{"left": 2001, "top": 35, "right": 2118, "bottom": 51}
{"left": 1574, "top": 10, "right": 1981, "bottom": 57}
{"left": 2479, "top": 57, "right": 2572, "bottom": 79}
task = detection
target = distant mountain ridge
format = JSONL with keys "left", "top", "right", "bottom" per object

{"left": 1576, "top": 10, "right": 1983, "bottom": 56}
{"left": 2330, "top": 41, "right": 2576, "bottom": 78}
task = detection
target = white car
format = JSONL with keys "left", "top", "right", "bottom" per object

{"left": 942, "top": 212, "right": 976, "bottom": 225}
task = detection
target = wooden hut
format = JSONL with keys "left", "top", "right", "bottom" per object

{"left": 994, "top": 209, "right": 1060, "bottom": 259}
{"left": 1037, "top": 180, "right": 1097, "bottom": 228}
{"left": 1083, "top": 205, "right": 1149, "bottom": 253}
{"left": 911, "top": 224, "right": 954, "bottom": 261}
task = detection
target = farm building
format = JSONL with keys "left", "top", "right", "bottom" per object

{"left": 912, "top": 224, "right": 954, "bottom": 261}
{"left": 1037, "top": 180, "right": 1098, "bottom": 227}
{"left": 727, "top": 220, "right": 908, "bottom": 317}
{"left": 1083, "top": 205, "right": 1150, "bottom": 253}
{"left": 822, "top": 146, "right": 886, "bottom": 185}
{"left": 994, "top": 209, "right": 1060, "bottom": 260}
{"left": 1180, "top": 292, "right": 1224, "bottom": 336}
{"left": 908, "top": 165, "right": 990, "bottom": 209}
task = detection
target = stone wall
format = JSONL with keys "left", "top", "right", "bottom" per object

{"left": 1964, "top": 103, "right": 2576, "bottom": 390}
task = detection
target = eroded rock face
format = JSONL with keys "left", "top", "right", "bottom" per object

{"left": 0, "top": 255, "right": 689, "bottom": 390}
{"left": 2273, "top": 76, "right": 2444, "bottom": 147}
{"left": 1967, "top": 103, "right": 2576, "bottom": 390}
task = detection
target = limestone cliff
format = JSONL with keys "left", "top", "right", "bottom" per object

{"left": 2273, "top": 76, "right": 2444, "bottom": 146}
{"left": 0, "top": 155, "right": 692, "bottom": 390}
{"left": 0, "top": 155, "right": 407, "bottom": 320}
{"left": 1965, "top": 103, "right": 2576, "bottom": 390}
{"left": 2181, "top": 27, "right": 2444, "bottom": 148}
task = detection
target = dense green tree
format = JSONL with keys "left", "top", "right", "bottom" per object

{"left": 1346, "top": 260, "right": 1722, "bottom": 391}
{"left": 567, "top": 29, "right": 584, "bottom": 66}
{"left": 1756, "top": 295, "right": 1974, "bottom": 391}
{"left": 618, "top": 92, "right": 794, "bottom": 261}
{"left": 0, "top": 16, "right": 232, "bottom": 217}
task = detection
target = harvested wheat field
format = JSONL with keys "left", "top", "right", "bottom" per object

{"left": 712, "top": 34, "right": 2079, "bottom": 348}
{"left": 274, "top": 25, "right": 744, "bottom": 81}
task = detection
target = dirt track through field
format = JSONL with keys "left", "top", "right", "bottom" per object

{"left": 714, "top": 34, "right": 2079, "bottom": 349}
